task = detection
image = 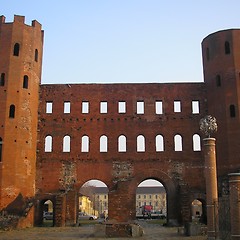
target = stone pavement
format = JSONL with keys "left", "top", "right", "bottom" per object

{"left": 0, "top": 221, "right": 207, "bottom": 240}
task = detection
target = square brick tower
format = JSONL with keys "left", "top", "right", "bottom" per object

{"left": 0, "top": 15, "right": 43, "bottom": 227}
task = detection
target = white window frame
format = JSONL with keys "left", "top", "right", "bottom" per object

{"left": 118, "top": 101, "right": 126, "bottom": 113}
{"left": 64, "top": 102, "right": 71, "bottom": 114}
{"left": 100, "top": 101, "right": 108, "bottom": 114}
{"left": 174, "top": 101, "right": 181, "bottom": 113}
{"left": 192, "top": 101, "right": 200, "bottom": 114}
{"left": 155, "top": 101, "right": 163, "bottom": 114}
{"left": 137, "top": 101, "right": 144, "bottom": 114}
{"left": 82, "top": 101, "right": 89, "bottom": 114}
{"left": 46, "top": 102, "right": 53, "bottom": 114}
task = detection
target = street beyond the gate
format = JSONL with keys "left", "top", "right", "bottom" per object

{"left": 0, "top": 220, "right": 207, "bottom": 240}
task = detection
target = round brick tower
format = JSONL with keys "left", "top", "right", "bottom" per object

{"left": 0, "top": 15, "right": 43, "bottom": 227}
{"left": 202, "top": 29, "right": 240, "bottom": 176}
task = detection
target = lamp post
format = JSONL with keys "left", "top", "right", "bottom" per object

{"left": 200, "top": 115, "right": 219, "bottom": 240}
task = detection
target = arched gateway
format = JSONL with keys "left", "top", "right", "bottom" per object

{"left": 1, "top": 16, "right": 240, "bottom": 236}
{"left": 35, "top": 82, "right": 207, "bottom": 227}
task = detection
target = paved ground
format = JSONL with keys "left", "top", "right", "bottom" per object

{"left": 0, "top": 221, "right": 207, "bottom": 240}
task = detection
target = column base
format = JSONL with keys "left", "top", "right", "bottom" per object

{"left": 94, "top": 221, "right": 144, "bottom": 238}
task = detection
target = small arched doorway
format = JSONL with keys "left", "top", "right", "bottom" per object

{"left": 42, "top": 199, "right": 54, "bottom": 226}
{"left": 191, "top": 198, "right": 207, "bottom": 224}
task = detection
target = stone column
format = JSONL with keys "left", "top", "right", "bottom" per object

{"left": 203, "top": 138, "right": 219, "bottom": 240}
{"left": 228, "top": 173, "right": 240, "bottom": 240}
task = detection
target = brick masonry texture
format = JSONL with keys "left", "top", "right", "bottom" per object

{"left": 0, "top": 15, "right": 240, "bottom": 233}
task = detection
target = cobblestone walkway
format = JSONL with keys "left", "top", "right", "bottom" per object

{"left": 0, "top": 221, "right": 207, "bottom": 240}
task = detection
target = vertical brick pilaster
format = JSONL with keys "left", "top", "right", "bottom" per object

{"left": 108, "top": 181, "right": 135, "bottom": 222}
{"left": 55, "top": 194, "right": 66, "bottom": 227}
{"left": 65, "top": 190, "right": 77, "bottom": 226}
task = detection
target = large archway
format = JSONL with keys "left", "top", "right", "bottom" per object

{"left": 129, "top": 168, "right": 178, "bottom": 226}
{"left": 136, "top": 179, "right": 167, "bottom": 222}
{"left": 79, "top": 179, "right": 109, "bottom": 222}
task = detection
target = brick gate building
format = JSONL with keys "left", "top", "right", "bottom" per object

{"left": 0, "top": 15, "right": 240, "bottom": 231}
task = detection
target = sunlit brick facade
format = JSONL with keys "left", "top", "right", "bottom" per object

{"left": 0, "top": 15, "right": 240, "bottom": 236}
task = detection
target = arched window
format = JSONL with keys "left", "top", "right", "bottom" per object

{"left": 206, "top": 47, "right": 210, "bottom": 61}
{"left": 174, "top": 134, "right": 182, "bottom": 151}
{"left": 9, "top": 104, "right": 15, "bottom": 118}
{"left": 216, "top": 75, "right": 221, "bottom": 87}
{"left": 193, "top": 134, "right": 201, "bottom": 151}
{"left": 23, "top": 75, "right": 28, "bottom": 89}
{"left": 0, "top": 73, "right": 5, "bottom": 86}
{"left": 137, "top": 135, "right": 145, "bottom": 152}
{"left": 230, "top": 104, "right": 236, "bottom": 118}
{"left": 0, "top": 137, "right": 2, "bottom": 162}
{"left": 100, "top": 135, "right": 108, "bottom": 152}
{"left": 225, "top": 41, "right": 230, "bottom": 54}
{"left": 156, "top": 135, "right": 164, "bottom": 152}
{"left": 81, "top": 135, "right": 89, "bottom": 152}
{"left": 45, "top": 135, "right": 52, "bottom": 152}
{"left": 118, "top": 135, "right": 126, "bottom": 152}
{"left": 63, "top": 135, "right": 70, "bottom": 152}
{"left": 13, "top": 43, "right": 20, "bottom": 56}
{"left": 35, "top": 49, "right": 38, "bottom": 62}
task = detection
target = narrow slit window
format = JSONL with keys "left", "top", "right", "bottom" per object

{"left": 13, "top": 43, "right": 20, "bottom": 56}
{"left": 225, "top": 41, "right": 230, "bottom": 55}
{"left": 46, "top": 102, "right": 53, "bottom": 114}
{"left": 137, "top": 101, "right": 144, "bottom": 114}
{"left": 100, "top": 135, "right": 108, "bottom": 152}
{"left": 174, "top": 101, "right": 181, "bottom": 113}
{"left": 81, "top": 135, "right": 89, "bottom": 152}
{"left": 9, "top": 104, "right": 15, "bottom": 118}
{"left": 45, "top": 135, "right": 52, "bottom": 152}
{"left": 118, "top": 135, "right": 126, "bottom": 152}
{"left": 192, "top": 101, "right": 199, "bottom": 114}
{"left": 0, "top": 73, "right": 5, "bottom": 86}
{"left": 82, "top": 101, "right": 89, "bottom": 114}
{"left": 63, "top": 135, "right": 70, "bottom": 152}
{"left": 118, "top": 101, "right": 126, "bottom": 113}
{"left": 23, "top": 75, "right": 28, "bottom": 89}
{"left": 155, "top": 101, "right": 163, "bottom": 114}
{"left": 0, "top": 137, "right": 2, "bottom": 162}
{"left": 64, "top": 102, "right": 70, "bottom": 113}
{"left": 35, "top": 49, "right": 38, "bottom": 62}
{"left": 230, "top": 104, "right": 236, "bottom": 118}
{"left": 100, "top": 101, "right": 107, "bottom": 114}
{"left": 216, "top": 75, "right": 221, "bottom": 87}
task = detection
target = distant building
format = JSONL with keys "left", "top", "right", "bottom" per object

{"left": 83, "top": 186, "right": 166, "bottom": 216}
{"left": 92, "top": 187, "right": 109, "bottom": 216}
{"left": 136, "top": 186, "right": 166, "bottom": 215}
{"left": 79, "top": 194, "right": 98, "bottom": 216}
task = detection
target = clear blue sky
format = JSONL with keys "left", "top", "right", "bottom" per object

{"left": 1, "top": 1, "right": 240, "bottom": 84}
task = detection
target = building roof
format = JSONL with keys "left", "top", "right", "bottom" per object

{"left": 136, "top": 186, "right": 166, "bottom": 194}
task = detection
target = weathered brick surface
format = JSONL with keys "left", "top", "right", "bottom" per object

{"left": 1, "top": 15, "right": 240, "bottom": 231}
{"left": 0, "top": 15, "right": 43, "bottom": 228}
{"left": 36, "top": 83, "right": 207, "bottom": 225}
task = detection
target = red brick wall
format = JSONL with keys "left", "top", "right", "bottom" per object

{"left": 36, "top": 83, "right": 207, "bottom": 224}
